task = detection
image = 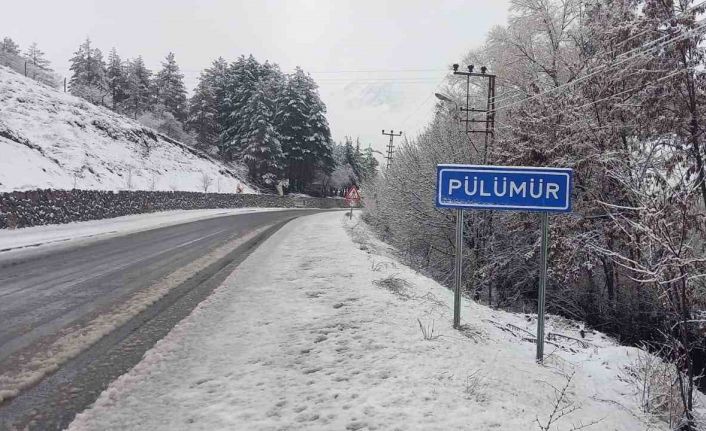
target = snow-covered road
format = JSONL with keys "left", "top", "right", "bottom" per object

{"left": 68, "top": 212, "right": 686, "bottom": 431}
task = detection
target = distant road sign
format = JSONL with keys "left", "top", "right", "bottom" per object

{"left": 345, "top": 187, "right": 361, "bottom": 205}
{"left": 436, "top": 164, "right": 572, "bottom": 212}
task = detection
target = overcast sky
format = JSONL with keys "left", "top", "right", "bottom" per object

{"left": 1, "top": 0, "right": 509, "bottom": 156}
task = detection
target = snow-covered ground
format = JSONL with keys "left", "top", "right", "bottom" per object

{"left": 0, "top": 65, "right": 255, "bottom": 193}
{"left": 0, "top": 207, "right": 294, "bottom": 257}
{"left": 69, "top": 212, "right": 704, "bottom": 431}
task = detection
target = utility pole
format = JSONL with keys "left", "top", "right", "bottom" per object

{"left": 450, "top": 63, "right": 497, "bottom": 308}
{"left": 381, "top": 129, "right": 403, "bottom": 169}
{"left": 434, "top": 64, "right": 497, "bottom": 329}
{"left": 451, "top": 64, "right": 496, "bottom": 162}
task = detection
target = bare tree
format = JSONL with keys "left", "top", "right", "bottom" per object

{"left": 200, "top": 171, "right": 213, "bottom": 192}
{"left": 125, "top": 166, "right": 134, "bottom": 190}
{"left": 590, "top": 143, "right": 706, "bottom": 429}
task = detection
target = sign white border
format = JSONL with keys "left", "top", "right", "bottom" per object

{"left": 436, "top": 165, "right": 572, "bottom": 212}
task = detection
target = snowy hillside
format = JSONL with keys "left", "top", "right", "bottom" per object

{"left": 0, "top": 65, "right": 256, "bottom": 193}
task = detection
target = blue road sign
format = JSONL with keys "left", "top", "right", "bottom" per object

{"left": 436, "top": 164, "right": 572, "bottom": 212}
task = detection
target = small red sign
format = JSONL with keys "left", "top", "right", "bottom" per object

{"left": 345, "top": 187, "right": 361, "bottom": 205}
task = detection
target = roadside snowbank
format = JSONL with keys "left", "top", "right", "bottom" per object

{"left": 69, "top": 212, "right": 702, "bottom": 430}
{"left": 0, "top": 207, "right": 292, "bottom": 256}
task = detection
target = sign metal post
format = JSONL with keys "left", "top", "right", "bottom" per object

{"left": 453, "top": 209, "right": 463, "bottom": 329}
{"left": 435, "top": 164, "right": 572, "bottom": 363}
{"left": 537, "top": 212, "right": 549, "bottom": 362}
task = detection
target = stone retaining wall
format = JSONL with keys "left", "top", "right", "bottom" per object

{"left": 0, "top": 189, "right": 347, "bottom": 229}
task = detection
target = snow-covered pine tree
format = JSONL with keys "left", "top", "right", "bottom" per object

{"left": 280, "top": 67, "right": 337, "bottom": 191}
{"left": 361, "top": 145, "right": 379, "bottom": 181}
{"left": 188, "top": 72, "right": 218, "bottom": 152}
{"left": 68, "top": 38, "right": 108, "bottom": 105}
{"left": 21, "top": 41, "right": 58, "bottom": 87}
{"left": 24, "top": 42, "right": 52, "bottom": 71}
{"left": 125, "top": 56, "right": 152, "bottom": 119}
{"left": 0, "top": 37, "right": 59, "bottom": 87}
{"left": 219, "top": 55, "right": 265, "bottom": 160}
{"left": 0, "top": 37, "right": 19, "bottom": 68}
{"left": 154, "top": 52, "right": 188, "bottom": 123}
{"left": 299, "top": 69, "right": 335, "bottom": 187}
{"left": 187, "top": 57, "right": 228, "bottom": 153}
{"left": 0, "top": 37, "right": 18, "bottom": 69}
{"left": 239, "top": 77, "right": 284, "bottom": 185}
{"left": 1, "top": 37, "right": 19, "bottom": 55}
{"left": 106, "top": 48, "right": 129, "bottom": 112}
{"left": 10, "top": 38, "right": 58, "bottom": 87}
{"left": 343, "top": 137, "right": 364, "bottom": 182}
{"left": 277, "top": 68, "right": 310, "bottom": 191}
{"left": 207, "top": 57, "right": 229, "bottom": 150}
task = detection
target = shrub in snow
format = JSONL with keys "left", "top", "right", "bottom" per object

{"left": 137, "top": 107, "right": 194, "bottom": 146}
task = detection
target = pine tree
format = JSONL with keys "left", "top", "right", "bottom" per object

{"left": 300, "top": 69, "right": 335, "bottom": 179}
{"left": 206, "top": 57, "right": 229, "bottom": 146}
{"left": 361, "top": 145, "right": 379, "bottom": 180}
{"left": 277, "top": 67, "right": 334, "bottom": 191}
{"left": 187, "top": 57, "right": 227, "bottom": 152}
{"left": 343, "top": 137, "right": 363, "bottom": 181}
{"left": 239, "top": 78, "right": 284, "bottom": 185}
{"left": 24, "top": 42, "right": 52, "bottom": 71}
{"left": 329, "top": 140, "right": 358, "bottom": 192}
{"left": 187, "top": 72, "right": 218, "bottom": 150}
{"left": 277, "top": 68, "right": 310, "bottom": 191}
{"left": 0, "top": 37, "right": 58, "bottom": 87}
{"left": 188, "top": 72, "right": 217, "bottom": 151}
{"left": 1, "top": 37, "right": 19, "bottom": 55}
{"left": 21, "top": 41, "right": 57, "bottom": 87}
{"left": 125, "top": 56, "right": 152, "bottom": 119}
{"left": 0, "top": 37, "right": 19, "bottom": 69}
{"left": 106, "top": 48, "right": 128, "bottom": 111}
{"left": 68, "top": 38, "right": 108, "bottom": 105}
{"left": 154, "top": 52, "right": 188, "bottom": 123}
{"left": 220, "top": 55, "right": 264, "bottom": 160}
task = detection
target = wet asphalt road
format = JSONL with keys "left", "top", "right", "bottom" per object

{"left": 0, "top": 209, "right": 328, "bottom": 430}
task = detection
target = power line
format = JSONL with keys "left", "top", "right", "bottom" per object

{"left": 400, "top": 74, "right": 449, "bottom": 130}
{"left": 178, "top": 67, "right": 448, "bottom": 74}
{"left": 469, "top": 14, "right": 693, "bottom": 108}
{"left": 491, "top": 1, "right": 706, "bottom": 107}
{"left": 315, "top": 77, "right": 448, "bottom": 83}
{"left": 308, "top": 68, "right": 448, "bottom": 74}
{"left": 492, "top": 18, "right": 706, "bottom": 112}
{"left": 498, "top": 70, "right": 688, "bottom": 167}
{"left": 319, "top": 81, "right": 450, "bottom": 86}
{"left": 597, "top": 0, "right": 706, "bottom": 54}
{"left": 491, "top": 68, "right": 689, "bottom": 143}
